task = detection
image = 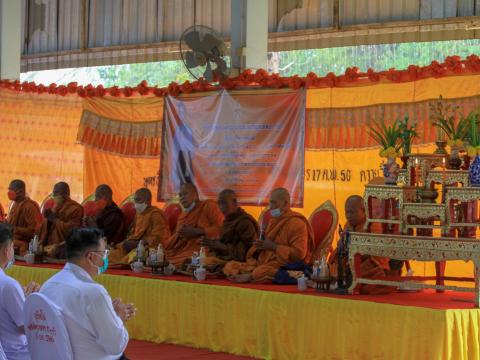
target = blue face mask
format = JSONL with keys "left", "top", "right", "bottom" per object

{"left": 270, "top": 208, "right": 282, "bottom": 218}
{"left": 98, "top": 255, "right": 109, "bottom": 275}
{"left": 5, "top": 258, "right": 14, "bottom": 270}
{"left": 184, "top": 202, "right": 196, "bottom": 212}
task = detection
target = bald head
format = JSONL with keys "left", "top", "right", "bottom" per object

{"left": 218, "top": 189, "right": 238, "bottom": 216}
{"left": 95, "top": 184, "right": 113, "bottom": 201}
{"left": 134, "top": 188, "right": 152, "bottom": 205}
{"left": 345, "top": 195, "right": 365, "bottom": 227}
{"left": 271, "top": 188, "right": 290, "bottom": 204}
{"left": 53, "top": 182, "right": 70, "bottom": 204}
{"left": 8, "top": 179, "right": 26, "bottom": 202}
{"left": 9, "top": 180, "right": 25, "bottom": 192}
{"left": 179, "top": 182, "right": 199, "bottom": 209}
{"left": 269, "top": 188, "right": 290, "bottom": 215}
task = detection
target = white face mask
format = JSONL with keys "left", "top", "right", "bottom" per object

{"left": 184, "top": 201, "right": 196, "bottom": 212}
{"left": 134, "top": 202, "right": 148, "bottom": 214}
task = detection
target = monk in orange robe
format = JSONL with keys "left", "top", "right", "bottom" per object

{"left": 39, "top": 182, "right": 84, "bottom": 258}
{"left": 201, "top": 189, "right": 258, "bottom": 268}
{"left": 164, "top": 183, "right": 224, "bottom": 267}
{"left": 329, "top": 195, "right": 393, "bottom": 295}
{"left": 109, "top": 188, "right": 170, "bottom": 264}
{"left": 223, "top": 188, "right": 314, "bottom": 283}
{"left": 6, "top": 179, "right": 42, "bottom": 255}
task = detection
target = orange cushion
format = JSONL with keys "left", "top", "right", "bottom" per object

{"left": 164, "top": 204, "right": 182, "bottom": 232}
{"left": 310, "top": 209, "right": 333, "bottom": 248}
{"left": 121, "top": 202, "right": 136, "bottom": 230}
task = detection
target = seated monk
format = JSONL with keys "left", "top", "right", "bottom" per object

{"left": 39, "top": 182, "right": 84, "bottom": 258}
{"left": 224, "top": 188, "right": 314, "bottom": 283}
{"left": 200, "top": 189, "right": 258, "bottom": 268}
{"left": 83, "top": 184, "right": 125, "bottom": 246}
{"left": 109, "top": 188, "right": 170, "bottom": 264}
{"left": 164, "top": 182, "right": 224, "bottom": 267}
{"left": 328, "top": 195, "right": 393, "bottom": 295}
{"left": 6, "top": 179, "right": 42, "bottom": 255}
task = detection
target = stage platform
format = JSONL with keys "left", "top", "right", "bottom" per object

{"left": 8, "top": 263, "right": 480, "bottom": 360}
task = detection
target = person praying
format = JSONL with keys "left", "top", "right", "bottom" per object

{"left": 39, "top": 182, "right": 84, "bottom": 259}
{"left": 201, "top": 189, "right": 258, "bottom": 268}
{"left": 84, "top": 184, "right": 125, "bottom": 246}
{"left": 164, "top": 182, "right": 224, "bottom": 267}
{"left": 40, "top": 228, "right": 134, "bottom": 360}
{"left": 223, "top": 188, "right": 314, "bottom": 283}
{"left": 5, "top": 179, "right": 42, "bottom": 255}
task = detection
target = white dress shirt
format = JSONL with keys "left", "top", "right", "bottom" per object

{"left": 40, "top": 263, "right": 129, "bottom": 360}
{"left": 0, "top": 268, "right": 30, "bottom": 360}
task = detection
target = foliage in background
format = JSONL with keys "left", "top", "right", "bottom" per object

{"left": 429, "top": 96, "right": 469, "bottom": 146}
{"left": 465, "top": 111, "right": 480, "bottom": 157}
{"left": 369, "top": 119, "right": 403, "bottom": 158}
{"left": 398, "top": 115, "right": 418, "bottom": 156}
{"left": 21, "top": 39, "right": 480, "bottom": 88}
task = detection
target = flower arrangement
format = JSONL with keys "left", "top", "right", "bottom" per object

{"left": 398, "top": 114, "right": 418, "bottom": 156}
{"left": 465, "top": 111, "right": 480, "bottom": 157}
{"left": 369, "top": 120, "right": 402, "bottom": 158}
{"left": 429, "top": 96, "right": 467, "bottom": 148}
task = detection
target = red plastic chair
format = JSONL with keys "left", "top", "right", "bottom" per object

{"left": 308, "top": 200, "right": 339, "bottom": 261}
{"left": 40, "top": 194, "right": 55, "bottom": 216}
{"left": 164, "top": 203, "right": 182, "bottom": 233}
{"left": 257, "top": 207, "right": 272, "bottom": 233}
{"left": 120, "top": 195, "right": 136, "bottom": 230}
{"left": 82, "top": 194, "right": 100, "bottom": 218}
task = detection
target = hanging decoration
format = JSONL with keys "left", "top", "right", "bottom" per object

{"left": 1, "top": 55, "right": 480, "bottom": 98}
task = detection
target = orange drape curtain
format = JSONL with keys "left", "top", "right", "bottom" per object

{"left": 1, "top": 74, "right": 479, "bottom": 281}
{"left": 0, "top": 89, "right": 83, "bottom": 205}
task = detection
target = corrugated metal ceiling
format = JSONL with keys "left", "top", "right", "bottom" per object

{"left": 20, "top": 0, "right": 480, "bottom": 71}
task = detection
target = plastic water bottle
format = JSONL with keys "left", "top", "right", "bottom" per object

{"left": 157, "top": 244, "right": 164, "bottom": 263}
{"left": 149, "top": 249, "right": 157, "bottom": 263}
{"left": 137, "top": 241, "right": 145, "bottom": 260}
{"left": 319, "top": 255, "right": 330, "bottom": 278}
{"left": 312, "top": 260, "right": 320, "bottom": 277}
{"left": 31, "top": 235, "right": 39, "bottom": 253}
{"left": 199, "top": 247, "right": 206, "bottom": 267}
{"left": 191, "top": 251, "right": 199, "bottom": 266}
{"left": 297, "top": 274, "right": 308, "bottom": 291}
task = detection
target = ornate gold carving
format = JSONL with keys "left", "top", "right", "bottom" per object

{"left": 445, "top": 187, "right": 480, "bottom": 229}
{"left": 402, "top": 203, "right": 447, "bottom": 232}
{"left": 426, "top": 170, "right": 469, "bottom": 186}
{"left": 406, "top": 154, "right": 448, "bottom": 185}
{"left": 364, "top": 185, "right": 417, "bottom": 232}
{"left": 347, "top": 232, "right": 480, "bottom": 306}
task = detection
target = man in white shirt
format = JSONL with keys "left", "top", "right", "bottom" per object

{"left": 41, "top": 228, "right": 135, "bottom": 360}
{"left": 0, "top": 223, "right": 39, "bottom": 360}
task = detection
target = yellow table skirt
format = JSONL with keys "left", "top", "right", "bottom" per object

{"left": 8, "top": 265, "right": 480, "bottom": 360}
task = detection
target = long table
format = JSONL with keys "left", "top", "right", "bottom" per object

{"left": 8, "top": 263, "right": 480, "bottom": 360}
{"left": 348, "top": 232, "right": 480, "bottom": 306}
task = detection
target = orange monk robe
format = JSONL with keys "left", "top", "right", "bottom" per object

{"left": 328, "top": 221, "right": 391, "bottom": 295}
{"left": 164, "top": 200, "right": 224, "bottom": 267}
{"left": 126, "top": 206, "right": 170, "bottom": 247}
{"left": 39, "top": 198, "right": 84, "bottom": 257}
{"left": 7, "top": 198, "right": 42, "bottom": 254}
{"left": 110, "top": 206, "right": 170, "bottom": 264}
{"left": 223, "top": 210, "right": 314, "bottom": 283}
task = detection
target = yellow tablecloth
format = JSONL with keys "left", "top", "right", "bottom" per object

{"left": 8, "top": 265, "right": 480, "bottom": 360}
